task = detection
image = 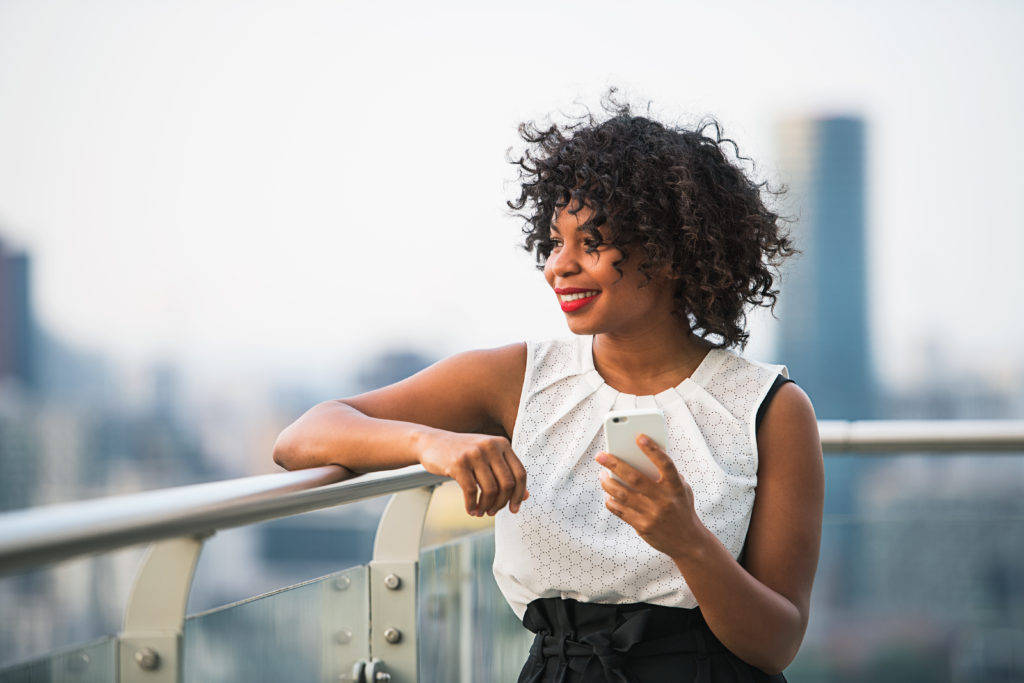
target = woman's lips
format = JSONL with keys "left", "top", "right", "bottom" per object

{"left": 556, "top": 289, "right": 600, "bottom": 312}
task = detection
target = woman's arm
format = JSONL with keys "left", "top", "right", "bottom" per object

{"left": 273, "top": 343, "right": 530, "bottom": 516}
{"left": 597, "top": 382, "right": 824, "bottom": 674}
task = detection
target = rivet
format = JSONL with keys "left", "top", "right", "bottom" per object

{"left": 333, "top": 575, "right": 351, "bottom": 591}
{"left": 134, "top": 648, "right": 160, "bottom": 671}
{"left": 383, "top": 573, "right": 401, "bottom": 590}
{"left": 334, "top": 628, "right": 352, "bottom": 645}
{"left": 383, "top": 627, "right": 402, "bottom": 644}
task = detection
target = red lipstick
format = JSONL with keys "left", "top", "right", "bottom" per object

{"left": 554, "top": 287, "right": 600, "bottom": 313}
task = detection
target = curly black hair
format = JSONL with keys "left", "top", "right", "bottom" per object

{"left": 508, "top": 92, "right": 795, "bottom": 348}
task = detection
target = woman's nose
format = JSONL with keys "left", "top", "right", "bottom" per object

{"left": 547, "top": 244, "right": 581, "bottom": 277}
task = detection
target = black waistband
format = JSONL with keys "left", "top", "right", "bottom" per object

{"left": 520, "top": 598, "right": 732, "bottom": 683}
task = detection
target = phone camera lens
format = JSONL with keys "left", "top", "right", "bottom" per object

{"left": 612, "top": 417, "right": 620, "bottom": 423}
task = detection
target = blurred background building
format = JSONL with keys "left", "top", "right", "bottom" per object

{"left": 776, "top": 116, "right": 875, "bottom": 421}
{"left": 0, "top": 240, "right": 34, "bottom": 393}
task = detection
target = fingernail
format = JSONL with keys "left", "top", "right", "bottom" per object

{"left": 638, "top": 435, "right": 651, "bottom": 446}
{"left": 595, "top": 453, "right": 609, "bottom": 465}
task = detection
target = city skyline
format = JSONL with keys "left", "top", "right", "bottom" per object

{"left": 1, "top": 1, "right": 1022, "bottom": 393}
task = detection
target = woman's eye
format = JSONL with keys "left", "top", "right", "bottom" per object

{"left": 582, "top": 239, "right": 602, "bottom": 251}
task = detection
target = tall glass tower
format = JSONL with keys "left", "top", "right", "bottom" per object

{"left": 776, "top": 116, "right": 875, "bottom": 421}
{"left": 0, "top": 239, "right": 33, "bottom": 390}
{"left": 775, "top": 117, "right": 876, "bottom": 610}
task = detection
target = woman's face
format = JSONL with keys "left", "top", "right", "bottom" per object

{"left": 543, "top": 203, "right": 677, "bottom": 337}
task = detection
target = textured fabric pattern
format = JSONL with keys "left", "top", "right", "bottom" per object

{"left": 493, "top": 335, "right": 786, "bottom": 618}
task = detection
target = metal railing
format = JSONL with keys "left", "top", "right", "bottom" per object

{"left": 817, "top": 419, "right": 1024, "bottom": 452}
{"left": 0, "top": 464, "right": 445, "bottom": 573}
{"left": 1, "top": 419, "right": 1024, "bottom": 683}
{"left": 1, "top": 465, "right": 446, "bottom": 683}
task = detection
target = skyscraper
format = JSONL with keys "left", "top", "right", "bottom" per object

{"left": 775, "top": 116, "right": 875, "bottom": 420}
{"left": 0, "top": 239, "right": 34, "bottom": 390}
{"left": 775, "top": 117, "right": 876, "bottom": 610}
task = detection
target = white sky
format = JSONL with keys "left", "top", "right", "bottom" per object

{"left": 1, "top": 0, "right": 1022, "bottom": 391}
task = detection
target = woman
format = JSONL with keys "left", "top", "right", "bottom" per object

{"left": 274, "top": 97, "right": 824, "bottom": 682}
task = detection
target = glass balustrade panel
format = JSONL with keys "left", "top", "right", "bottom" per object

{"left": 419, "top": 531, "right": 534, "bottom": 681}
{"left": 787, "top": 452, "right": 1024, "bottom": 683}
{"left": 183, "top": 564, "right": 369, "bottom": 682}
{"left": 0, "top": 545, "right": 145, "bottom": 674}
{"left": 0, "top": 637, "right": 115, "bottom": 683}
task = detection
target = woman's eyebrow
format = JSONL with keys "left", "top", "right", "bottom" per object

{"left": 548, "top": 222, "right": 562, "bottom": 234}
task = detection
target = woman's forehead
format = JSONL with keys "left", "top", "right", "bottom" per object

{"left": 550, "top": 202, "right": 596, "bottom": 231}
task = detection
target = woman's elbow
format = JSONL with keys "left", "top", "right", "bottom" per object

{"left": 757, "top": 652, "right": 795, "bottom": 678}
{"left": 273, "top": 424, "right": 305, "bottom": 470}
{"left": 756, "top": 624, "right": 807, "bottom": 675}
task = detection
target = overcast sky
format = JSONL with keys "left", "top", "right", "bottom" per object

{"left": 1, "top": 0, "right": 1022, "bottom": 392}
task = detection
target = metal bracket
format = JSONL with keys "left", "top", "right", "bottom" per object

{"left": 368, "top": 486, "right": 436, "bottom": 683}
{"left": 117, "top": 534, "right": 208, "bottom": 682}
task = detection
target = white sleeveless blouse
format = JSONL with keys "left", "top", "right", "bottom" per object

{"left": 492, "top": 335, "right": 787, "bottom": 618}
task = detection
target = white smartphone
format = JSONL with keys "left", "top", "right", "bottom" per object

{"left": 602, "top": 408, "right": 667, "bottom": 482}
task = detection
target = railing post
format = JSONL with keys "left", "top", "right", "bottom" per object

{"left": 117, "top": 534, "right": 208, "bottom": 683}
{"left": 367, "top": 486, "right": 437, "bottom": 683}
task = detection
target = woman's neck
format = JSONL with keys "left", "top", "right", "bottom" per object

{"left": 592, "top": 322, "right": 715, "bottom": 396}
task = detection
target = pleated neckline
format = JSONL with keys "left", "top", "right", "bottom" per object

{"left": 576, "top": 335, "right": 724, "bottom": 410}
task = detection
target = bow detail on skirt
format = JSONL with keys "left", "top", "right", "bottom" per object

{"left": 518, "top": 598, "right": 786, "bottom": 683}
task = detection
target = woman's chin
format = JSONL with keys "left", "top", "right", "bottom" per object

{"left": 563, "top": 316, "right": 600, "bottom": 336}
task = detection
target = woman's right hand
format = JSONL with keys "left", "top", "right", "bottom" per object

{"left": 274, "top": 344, "right": 529, "bottom": 517}
{"left": 416, "top": 430, "right": 528, "bottom": 516}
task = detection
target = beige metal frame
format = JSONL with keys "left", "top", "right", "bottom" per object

{"left": 118, "top": 535, "right": 208, "bottom": 683}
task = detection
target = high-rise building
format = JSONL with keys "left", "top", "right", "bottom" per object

{"left": 775, "top": 116, "right": 875, "bottom": 421}
{"left": 0, "top": 239, "right": 34, "bottom": 390}
{"left": 774, "top": 116, "right": 876, "bottom": 611}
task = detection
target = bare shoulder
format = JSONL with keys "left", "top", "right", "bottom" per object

{"left": 447, "top": 343, "right": 528, "bottom": 385}
{"left": 344, "top": 343, "right": 527, "bottom": 438}
{"left": 755, "top": 382, "right": 823, "bottom": 503}
{"left": 757, "top": 383, "right": 820, "bottom": 459}
{"left": 744, "top": 382, "right": 824, "bottom": 612}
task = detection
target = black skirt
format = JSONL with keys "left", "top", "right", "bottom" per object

{"left": 517, "top": 598, "right": 788, "bottom": 683}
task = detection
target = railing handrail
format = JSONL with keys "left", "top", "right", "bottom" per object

{"left": 0, "top": 464, "right": 447, "bottom": 573}
{"left": 2, "top": 419, "right": 1023, "bottom": 574}
{"left": 817, "top": 418, "right": 1024, "bottom": 452}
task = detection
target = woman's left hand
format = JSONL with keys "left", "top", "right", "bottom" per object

{"left": 596, "top": 434, "right": 707, "bottom": 559}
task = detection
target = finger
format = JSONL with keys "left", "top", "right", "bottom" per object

{"left": 471, "top": 459, "right": 500, "bottom": 517}
{"left": 487, "top": 451, "right": 517, "bottom": 515}
{"left": 504, "top": 448, "right": 529, "bottom": 513}
{"left": 595, "top": 451, "right": 647, "bottom": 491}
{"left": 450, "top": 463, "right": 480, "bottom": 516}
{"left": 604, "top": 495, "right": 633, "bottom": 523}
{"left": 636, "top": 434, "right": 679, "bottom": 485}
{"left": 598, "top": 468, "right": 633, "bottom": 502}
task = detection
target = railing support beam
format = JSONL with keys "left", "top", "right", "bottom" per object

{"left": 117, "top": 534, "right": 208, "bottom": 683}
{"left": 367, "top": 486, "right": 437, "bottom": 683}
